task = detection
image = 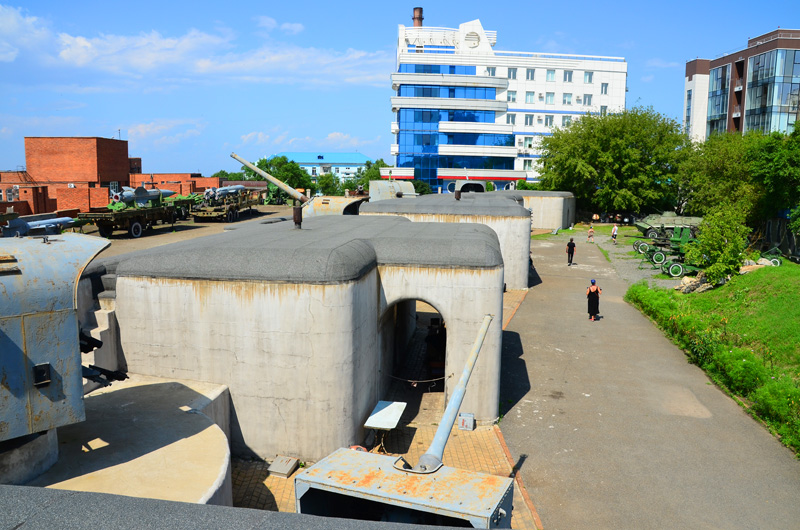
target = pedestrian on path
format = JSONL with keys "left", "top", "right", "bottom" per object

{"left": 611, "top": 224, "right": 618, "bottom": 245}
{"left": 566, "top": 238, "right": 576, "bottom": 266}
{"left": 587, "top": 225, "right": 594, "bottom": 243}
{"left": 587, "top": 279, "right": 601, "bottom": 321}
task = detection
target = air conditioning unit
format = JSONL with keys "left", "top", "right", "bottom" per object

{"left": 538, "top": 94, "right": 544, "bottom": 100}
{"left": 68, "top": 183, "right": 76, "bottom": 188}
{"left": 12, "top": 185, "right": 19, "bottom": 190}
{"left": 537, "top": 116, "right": 543, "bottom": 122}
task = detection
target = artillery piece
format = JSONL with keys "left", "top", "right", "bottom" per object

{"left": 634, "top": 212, "right": 702, "bottom": 239}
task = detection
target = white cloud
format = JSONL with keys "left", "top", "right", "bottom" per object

{"left": 241, "top": 131, "right": 270, "bottom": 145}
{"left": 280, "top": 23, "right": 304, "bottom": 35}
{"left": 0, "top": 5, "right": 53, "bottom": 62}
{"left": 645, "top": 58, "right": 680, "bottom": 69}
{"left": 641, "top": 74, "right": 655, "bottom": 83}
{"left": 255, "top": 16, "right": 277, "bottom": 30}
{"left": 0, "top": 126, "right": 11, "bottom": 136}
{"left": 128, "top": 119, "right": 205, "bottom": 146}
{"left": 323, "top": 132, "right": 380, "bottom": 149}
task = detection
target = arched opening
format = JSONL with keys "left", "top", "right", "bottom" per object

{"left": 458, "top": 182, "right": 485, "bottom": 193}
{"left": 379, "top": 299, "right": 446, "bottom": 425}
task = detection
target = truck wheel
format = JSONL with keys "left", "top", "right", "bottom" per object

{"left": 226, "top": 211, "right": 233, "bottom": 223}
{"left": 646, "top": 229, "right": 659, "bottom": 239}
{"left": 665, "top": 229, "right": 674, "bottom": 238}
{"left": 98, "top": 224, "right": 114, "bottom": 238}
{"left": 668, "top": 262, "right": 685, "bottom": 278}
{"left": 234, "top": 209, "right": 240, "bottom": 221}
{"left": 129, "top": 221, "right": 143, "bottom": 238}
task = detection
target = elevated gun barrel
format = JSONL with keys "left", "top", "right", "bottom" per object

{"left": 414, "top": 313, "right": 493, "bottom": 473}
{"left": 230, "top": 152, "right": 309, "bottom": 204}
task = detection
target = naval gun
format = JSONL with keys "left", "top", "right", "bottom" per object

{"left": 231, "top": 153, "right": 368, "bottom": 217}
{"left": 294, "top": 315, "right": 514, "bottom": 528}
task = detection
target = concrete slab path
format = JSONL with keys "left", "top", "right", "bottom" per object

{"left": 500, "top": 236, "right": 800, "bottom": 529}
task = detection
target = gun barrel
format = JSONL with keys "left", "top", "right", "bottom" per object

{"left": 231, "top": 152, "right": 309, "bottom": 203}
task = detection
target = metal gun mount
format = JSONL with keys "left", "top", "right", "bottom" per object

{"left": 295, "top": 315, "right": 514, "bottom": 528}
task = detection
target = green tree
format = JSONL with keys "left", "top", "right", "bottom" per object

{"left": 538, "top": 106, "right": 690, "bottom": 213}
{"left": 211, "top": 169, "right": 244, "bottom": 181}
{"left": 349, "top": 158, "right": 390, "bottom": 191}
{"left": 745, "top": 129, "right": 800, "bottom": 224}
{"left": 411, "top": 179, "right": 432, "bottom": 195}
{"left": 317, "top": 172, "right": 341, "bottom": 196}
{"left": 685, "top": 203, "right": 752, "bottom": 284}
{"left": 515, "top": 179, "right": 541, "bottom": 191}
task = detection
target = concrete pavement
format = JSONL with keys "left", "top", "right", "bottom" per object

{"left": 500, "top": 235, "right": 800, "bottom": 529}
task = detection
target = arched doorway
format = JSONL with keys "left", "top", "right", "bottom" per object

{"left": 379, "top": 299, "right": 446, "bottom": 426}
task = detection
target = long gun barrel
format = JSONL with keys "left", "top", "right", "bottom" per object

{"left": 413, "top": 313, "right": 493, "bottom": 473}
{"left": 230, "top": 152, "right": 309, "bottom": 204}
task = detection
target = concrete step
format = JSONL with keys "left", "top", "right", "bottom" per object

{"left": 101, "top": 274, "right": 117, "bottom": 292}
{"left": 98, "top": 291, "right": 116, "bottom": 311}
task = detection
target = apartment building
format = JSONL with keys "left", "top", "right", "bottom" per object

{"left": 684, "top": 29, "right": 800, "bottom": 142}
{"left": 388, "top": 8, "right": 627, "bottom": 192}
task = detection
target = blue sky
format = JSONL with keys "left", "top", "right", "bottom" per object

{"left": 0, "top": 1, "right": 792, "bottom": 176}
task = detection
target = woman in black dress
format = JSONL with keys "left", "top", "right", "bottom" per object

{"left": 587, "top": 279, "right": 601, "bottom": 321}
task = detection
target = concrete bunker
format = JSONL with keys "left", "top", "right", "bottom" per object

{"left": 97, "top": 215, "right": 504, "bottom": 461}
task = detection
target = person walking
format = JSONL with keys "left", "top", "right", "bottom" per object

{"left": 587, "top": 225, "right": 594, "bottom": 243}
{"left": 611, "top": 224, "right": 618, "bottom": 245}
{"left": 566, "top": 237, "right": 576, "bottom": 266}
{"left": 587, "top": 279, "right": 602, "bottom": 321}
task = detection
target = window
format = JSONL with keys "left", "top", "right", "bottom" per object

{"left": 546, "top": 92, "right": 555, "bottom": 104}
{"left": 564, "top": 70, "right": 573, "bottom": 82}
{"left": 546, "top": 69, "right": 556, "bottom": 82}
{"left": 584, "top": 71, "right": 593, "bottom": 84}
{"left": 562, "top": 116, "right": 572, "bottom": 126}
{"left": 563, "top": 93, "right": 572, "bottom": 105}
{"left": 584, "top": 94, "right": 592, "bottom": 106}
{"left": 526, "top": 68, "right": 535, "bottom": 81}
{"left": 525, "top": 114, "right": 534, "bottom": 126}
{"left": 600, "top": 105, "right": 608, "bottom": 115}
{"left": 601, "top": 83, "right": 608, "bottom": 95}
{"left": 525, "top": 91, "right": 535, "bottom": 103}
{"left": 487, "top": 67, "right": 496, "bottom": 76}
{"left": 524, "top": 136, "right": 534, "bottom": 148}
{"left": 506, "top": 113, "right": 516, "bottom": 125}
{"left": 508, "top": 67, "right": 517, "bottom": 80}
{"left": 523, "top": 159, "right": 533, "bottom": 170}
{"left": 507, "top": 90, "right": 516, "bottom": 102}
{"left": 544, "top": 115, "right": 554, "bottom": 126}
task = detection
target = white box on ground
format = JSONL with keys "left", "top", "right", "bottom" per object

{"left": 458, "top": 412, "right": 475, "bottom": 431}
{"left": 268, "top": 455, "right": 299, "bottom": 478}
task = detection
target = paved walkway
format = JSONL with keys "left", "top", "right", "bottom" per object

{"left": 499, "top": 235, "right": 800, "bottom": 529}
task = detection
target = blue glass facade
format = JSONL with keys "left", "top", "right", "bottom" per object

{"left": 398, "top": 85, "right": 496, "bottom": 99}
{"left": 398, "top": 64, "right": 476, "bottom": 75}
{"left": 745, "top": 49, "right": 800, "bottom": 134}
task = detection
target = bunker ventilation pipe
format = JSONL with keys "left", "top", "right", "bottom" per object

{"left": 455, "top": 190, "right": 462, "bottom": 201}
{"left": 293, "top": 206, "right": 302, "bottom": 229}
{"left": 230, "top": 152, "right": 310, "bottom": 204}
{"left": 412, "top": 7, "right": 423, "bottom": 27}
{"left": 410, "top": 314, "right": 493, "bottom": 473}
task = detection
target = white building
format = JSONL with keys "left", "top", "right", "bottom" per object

{"left": 388, "top": 8, "right": 627, "bottom": 192}
{"left": 270, "top": 152, "right": 372, "bottom": 182}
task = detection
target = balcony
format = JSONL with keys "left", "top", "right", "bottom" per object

{"left": 391, "top": 73, "right": 508, "bottom": 91}
{"left": 391, "top": 122, "right": 399, "bottom": 134}
{"left": 390, "top": 144, "right": 399, "bottom": 156}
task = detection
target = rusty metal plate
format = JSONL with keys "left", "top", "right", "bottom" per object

{"left": 295, "top": 448, "right": 514, "bottom": 528}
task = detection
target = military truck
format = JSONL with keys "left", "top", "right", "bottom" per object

{"left": 635, "top": 212, "right": 703, "bottom": 239}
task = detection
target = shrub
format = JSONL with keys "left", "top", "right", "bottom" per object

{"left": 751, "top": 379, "right": 800, "bottom": 424}
{"left": 712, "top": 348, "right": 769, "bottom": 395}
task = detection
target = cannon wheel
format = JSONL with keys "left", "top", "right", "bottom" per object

{"left": 633, "top": 240, "right": 641, "bottom": 251}
{"left": 652, "top": 251, "right": 667, "bottom": 265}
{"left": 770, "top": 258, "right": 781, "bottom": 267}
{"left": 646, "top": 229, "right": 659, "bottom": 239}
{"left": 668, "top": 262, "right": 685, "bottom": 278}
{"left": 98, "top": 224, "right": 114, "bottom": 238}
{"left": 129, "top": 220, "right": 143, "bottom": 239}
{"left": 638, "top": 242, "right": 649, "bottom": 254}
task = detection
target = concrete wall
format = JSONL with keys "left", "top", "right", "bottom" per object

{"left": 115, "top": 272, "right": 382, "bottom": 461}
{"left": 377, "top": 265, "right": 504, "bottom": 421}
{"left": 521, "top": 195, "right": 576, "bottom": 230}
{"left": 363, "top": 211, "right": 530, "bottom": 290}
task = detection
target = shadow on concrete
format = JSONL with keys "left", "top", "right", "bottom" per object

{"left": 528, "top": 265, "right": 543, "bottom": 288}
{"left": 29, "top": 382, "right": 212, "bottom": 485}
{"left": 509, "top": 453, "right": 528, "bottom": 478}
{"left": 499, "top": 331, "right": 531, "bottom": 418}
{"left": 384, "top": 426, "right": 417, "bottom": 455}
{"left": 231, "top": 460, "right": 278, "bottom": 510}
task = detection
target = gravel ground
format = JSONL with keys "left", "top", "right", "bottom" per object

{"left": 541, "top": 224, "right": 680, "bottom": 289}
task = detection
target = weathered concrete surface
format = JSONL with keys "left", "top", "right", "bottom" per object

{"left": 111, "top": 216, "right": 504, "bottom": 461}
{"left": 26, "top": 375, "right": 232, "bottom": 506}
{"left": 493, "top": 190, "right": 576, "bottom": 230}
{"left": 361, "top": 193, "right": 531, "bottom": 289}
{"left": 500, "top": 238, "right": 800, "bottom": 529}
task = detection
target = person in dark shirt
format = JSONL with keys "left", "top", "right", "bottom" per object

{"left": 566, "top": 238, "right": 576, "bottom": 266}
{"left": 587, "top": 279, "right": 602, "bottom": 321}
